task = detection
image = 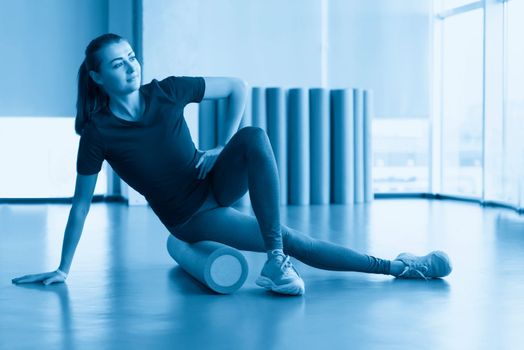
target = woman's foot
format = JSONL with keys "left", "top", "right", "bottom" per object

{"left": 255, "top": 250, "right": 305, "bottom": 295}
{"left": 393, "top": 250, "right": 452, "bottom": 279}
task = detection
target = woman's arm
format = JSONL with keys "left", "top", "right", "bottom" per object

{"left": 203, "top": 77, "right": 247, "bottom": 146}
{"left": 12, "top": 173, "right": 98, "bottom": 285}
{"left": 58, "top": 173, "right": 98, "bottom": 274}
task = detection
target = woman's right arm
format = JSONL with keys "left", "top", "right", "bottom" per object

{"left": 12, "top": 173, "right": 98, "bottom": 285}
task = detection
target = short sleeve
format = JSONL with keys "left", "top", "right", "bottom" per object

{"left": 158, "top": 76, "right": 206, "bottom": 105}
{"left": 76, "top": 125, "right": 105, "bottom": 175}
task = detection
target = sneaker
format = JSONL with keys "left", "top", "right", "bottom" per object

{"left": 255, "top": 251, "right": 305, "bottom": 295}
{"left": 394, "top": 250, "right": 452, "bottom": 279}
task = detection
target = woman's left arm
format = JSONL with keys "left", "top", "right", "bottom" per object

{"left": 194, "top": 77, "right": 247, "bottom": 179}
{"left": 203, "top": 77, "right": 247, "bottom": 147}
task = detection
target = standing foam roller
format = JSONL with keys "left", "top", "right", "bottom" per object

{"left": 241, "top": 88, "right": 253, "bottom": 129}
{"left": 353, "top": 89, "right": 364, "bottom": 204}
{"left": 167, "top": 235, "right": 249, "bottom": 294}
{"left": 251, "top": 87, "right": 266, "bottom": 131}
{"left": 331, "top": 89, "right": 354, "bottom": 204}
{"left": 288, "top": 88, "right": 310, "bottom": 205}
{"left": 198, "top": 100, "right": 217, "bottom": 150}
{"left": 266, "top": 88, "right": 287, "bottom": 205}
{"left": 216, "top": 98, "right": 229, "bottom": 146}
{"left": 309, "top": 88, "right": 330, "bottom": 204}
{"left": 363, "top": 90, "right": 374, "bottom": 203}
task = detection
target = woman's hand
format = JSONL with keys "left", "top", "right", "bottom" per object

{"left": 195, "top": 146, "right": 223, "bottom": 179}
{"left": 12, "top": 269, "right": 68, "bottom": 286}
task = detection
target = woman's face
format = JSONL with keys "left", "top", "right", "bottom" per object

{"left": 89, "top": 40, "right": 141, "bottom": 96}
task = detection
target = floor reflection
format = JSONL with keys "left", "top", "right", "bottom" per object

{"left": 3, "top": 200, "right": 524, "bottom": 349}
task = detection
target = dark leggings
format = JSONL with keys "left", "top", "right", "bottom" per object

{"left": 170, "top": 127, "right": 391, "bottom": 275}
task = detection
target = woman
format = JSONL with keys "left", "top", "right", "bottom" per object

{"left": 12, "top": 34, "right": 452, "bottom": 295}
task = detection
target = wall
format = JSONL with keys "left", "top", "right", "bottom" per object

{"left": 0, "top": 0, "right": 432, "bottom": 119}
{"left": 329, "top": 0, "right": 432, "bottom": 119}
{"left": 141, "top": 0, "right": 323, "bottom": 88}
{"left": 0, "top": 0, "right": 137, "bottom": 198}
{"left": 141, "top": 0, "right": 432, "bottom": 120}
{"left": 0, "top": 0, "right": 108, "bottom": 117}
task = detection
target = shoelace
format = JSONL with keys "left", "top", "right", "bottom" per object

{"left": 398, "top": 264, "right": 429, "bottom": 280}
{"left": 279, "top": 255, "right": 299, "bottom": 277}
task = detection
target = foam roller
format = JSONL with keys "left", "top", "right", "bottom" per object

{"left": 309, "top": 88, "right": 330, "bottom": 204}
{"left": 167, "top": 235, "right": 249, "bottom": 294}
{"left": 266, "top": 87, "right": 287, "bottom": 205}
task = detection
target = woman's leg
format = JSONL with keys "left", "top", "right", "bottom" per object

{"left": 206, "top": 126, "right": 283, "bottom": 252}
{"left": 171, "top": 126, "right": 450, "bottom": 280}
{"left": 172, "top": 206, "right": 392, "bottom": 275}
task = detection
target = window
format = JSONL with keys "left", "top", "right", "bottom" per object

{"left": 442, "top": 0, "right": 479, "bottom": 10}
{"left": 440, "top": 8, "right": 484, "bottom": 197}
{"left": 373, "top": 119, "right": 429, "bottom": 193}
{"left": 0, "top": 117, "right": 107, "bottom": 198}
{"left": 504, "top": 0, "right": 524, "bottom": 207}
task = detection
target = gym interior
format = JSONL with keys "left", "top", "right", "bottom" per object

{"left": 1, "top": 1, "right": 523, "bottom": 349}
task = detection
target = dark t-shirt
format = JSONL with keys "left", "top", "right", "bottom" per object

{"left": 76, "top": 76, "right": 210, "bottom": 228}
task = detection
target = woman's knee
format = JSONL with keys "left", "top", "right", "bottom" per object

{"left": 237, "top": 126, "right": 265, "bottom": 139}
{"left": 236, "top": 127, "right": 270, "bottom": 154}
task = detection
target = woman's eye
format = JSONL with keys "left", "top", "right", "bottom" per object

{"left": 113, "top": 62, "right": 123, "bottom": 69}
{"left": 130, "top": 56, "right": 136, "bottom": 61}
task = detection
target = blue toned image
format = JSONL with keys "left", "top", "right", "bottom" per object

{"left": 2, "top": 1, "right": 523, "bottom": 349}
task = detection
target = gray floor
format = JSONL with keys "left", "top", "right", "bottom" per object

{"left": 1, "top": 199, "right": 523, "bottom": 350}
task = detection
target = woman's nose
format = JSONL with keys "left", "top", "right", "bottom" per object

{"left": 126, "top": 61, "right": 135, "bottom": 73}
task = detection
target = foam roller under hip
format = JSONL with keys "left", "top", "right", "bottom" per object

{"left": 167, "top": 235, "right": 249, "bottom": 294}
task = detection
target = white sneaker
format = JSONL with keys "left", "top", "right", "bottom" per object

{"left": 255, "top": 250, "right": 305, "bottom": 295}
{"left": 394, "top": 250, "right": 453, "bottom": 279}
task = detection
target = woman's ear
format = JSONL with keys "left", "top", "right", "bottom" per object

{"left": 89, "top": 70, "right": 103, "bottom": 85}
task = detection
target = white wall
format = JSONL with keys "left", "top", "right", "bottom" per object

{"left": 141, "top": 0, "right": 432, "bottom": 120}
{"left": 329, "top": 0, "right": 432, "bottom": 118}
{"left": 0, "top": 0, "right": 109, "bottom": 116}
{"left": 141, "top": 0, "right": 323, "bottom": 88}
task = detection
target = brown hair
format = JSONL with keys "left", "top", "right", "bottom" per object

{"left": 75, "top": 33, "right": 126, "bottom": 135}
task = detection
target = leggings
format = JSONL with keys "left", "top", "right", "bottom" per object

{"left": 169, "top": 127, "right": 391, "bottom": 275}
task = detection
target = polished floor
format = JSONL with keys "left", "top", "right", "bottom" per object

{"left": 1, "top": 199, "right": 523, "bottom": 349}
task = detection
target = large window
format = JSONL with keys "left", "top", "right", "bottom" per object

{"left": 440, "top": 8, "right": 484, "bottom": 197}
{"left": 434, "top": 0, "right": 523, "bottom": 211}
{"left": 373, "top": 119, "right": 429, "bottom": 193}
{"left": 442, "top": 0, "right": 479, "bottom": 9}
{"left": 0, "top": 118, "right": 107, "bottom": 198}
{"left": 505, "top": 0, "right": 524, "bottom": 207}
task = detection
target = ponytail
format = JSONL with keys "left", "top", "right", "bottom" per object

{"left": 75, "top": 33, "right": 124, "bottom": 135}
{"left": 75, "top": 60, "right": 107, "bottom": 135}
